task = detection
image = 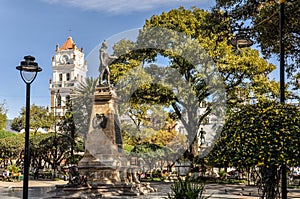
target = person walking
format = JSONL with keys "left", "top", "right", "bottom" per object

{"left": 33, "top": 167, "right": 39, "bottom": 180}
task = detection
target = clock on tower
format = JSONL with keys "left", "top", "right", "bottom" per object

{"left": 60, "top": 54, "right": 69, "bottom": 64}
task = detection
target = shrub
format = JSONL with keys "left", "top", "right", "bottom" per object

{"left": 218, "top": 169, "right": 227, "bottom": 179}
{"left": 7, "top": 164, "right": 20, "bottom": 174}
{"left": 166, "top": 177, "right": 212, "bottom": 199}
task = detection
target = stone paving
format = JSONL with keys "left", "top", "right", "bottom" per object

{"left": 0, "top": 180, "right": 299, "bottom": 198}
{"left": 146, "top": 182, "right": 260, "bottom": 199}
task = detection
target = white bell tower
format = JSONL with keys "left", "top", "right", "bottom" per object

{"left": 49, "top": 36, "right": 87, "bottom": 116}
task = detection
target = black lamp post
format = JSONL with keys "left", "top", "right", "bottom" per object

{"left": 279, "top": 1, "right": 287, "bottom": 198}
{"left": 231, "top": 3, "right": 287, "bottom": 195}
{"left": 16, "top": 55, "right": 42, "bottom": 199}
{"left": 53, "top": 89, "right": 60, "bottom": 178}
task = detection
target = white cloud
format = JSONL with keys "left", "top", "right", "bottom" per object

{"left": 41, "top": 0, "right": 213, "bottom": 14}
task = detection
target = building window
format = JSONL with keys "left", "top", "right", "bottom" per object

{"left": 66, "top": 73, "right": 70, "bottom": 81}
{"left": 66, "top": 95, "right": 71, "bottom": 108}
{"left": 59, "top": 74, "right": 63, "bottom": 82}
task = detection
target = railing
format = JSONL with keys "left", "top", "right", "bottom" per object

{"left": 51, "top": 80, "right": 76, "bottom": 88}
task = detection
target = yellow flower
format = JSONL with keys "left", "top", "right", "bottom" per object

{"left": 257, "top": 162, "right": 264, "bottom": 166}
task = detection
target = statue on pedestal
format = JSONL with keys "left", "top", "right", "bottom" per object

{"left": 98, "top": 40, "right": 117, "bottom": 86}
{"left": 54, "top": 39, "right": 156, "bottom": 198}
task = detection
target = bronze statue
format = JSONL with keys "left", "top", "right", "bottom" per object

{"left": 199, "top": 128, "right": 206, "bottom": 145}
{"left": 98, "top": 40, "right": 117, "bottom": 86}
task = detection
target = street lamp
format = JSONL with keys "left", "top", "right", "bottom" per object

{"left": 16, "top": 55, "right": 42, "bottom": 199}
{"left": 230, "top": 1, "right": 287, "bottom": 197}
{"left": 53, "top": 89, "right": 60, "bottom": 178}
{"left": 279, "top": 1, "right": 287, "bottom": 198}
{"left": 231, "top": 29, "right": 253, "bottom": 49}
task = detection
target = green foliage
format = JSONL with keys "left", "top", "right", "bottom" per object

{"left": 132, "top": 142, "right": 163, "bottom": 157}
{"left": 209, "top": 101, "right": 300, "bottom": 168}
{"left": 74, "top": 138, "right": 85, "bottom": 152}
{"left": 0, "top": 133, "right": 24, "bottom": 163}
{"left": 218, "top": 169, "right": 227, "bottom": 179}
{"left": 0, "top": 129, "right": 83, "bottom": 170}
{"left": 0, "top": 114, "right": 6, "bottom": 130}
{"left": 59, "top": 111, "right": 75, "bottom": 138}
{"left": 0, "top": 130, "right": 16, "bottom": 139}
{"left": 0, "top": 101, "right": 7, "bottom": 130}
{"left": 35, "top": 132, "right": 76, "bottom": 167}
{"left": 166, "top": 177, "right": 210, "bottom": 199}
{"left": 7, "top": 164, "right": 20, "bottom": 174}
{"left": 10, "top": 117, "right": 23, "bottom": 132}
{"left": 122, "top": 106, "right": 187, "bottom": 169}
{"left": 123, "top": 144, "right": 134, "bottom": 155}
{"left": 131, "top": 142, "right": 166, "bottom": 172}
{"left": 111, "top": 7, "right": 278, "bottom": 158}
{"left": 72, "top": 77, "right": 98, "bottom": 137}
{"left": 11, "top": 105, "right": 54, "bottom": 133}
{"left": 65, "top": 154, "right": 83, "bottom": 165}
{"left": 58, "top": 92, "right": 85, "bottom": 166}
{"left": 215, "top": 0, "right": 299, "bottom": 77}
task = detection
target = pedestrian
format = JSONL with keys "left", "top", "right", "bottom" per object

{"left": 3, "top": 169, "right": 10, "bottom": 181}
{"left": 33, "top": 167, "right": 39, "bottom": 180}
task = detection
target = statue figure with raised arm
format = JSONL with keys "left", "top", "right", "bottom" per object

{"left": 98, "top": 40, "right": 117, "bottom": 86}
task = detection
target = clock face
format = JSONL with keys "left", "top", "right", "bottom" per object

{"left": 60, "top": 54, "right": 69, "bottom": 64}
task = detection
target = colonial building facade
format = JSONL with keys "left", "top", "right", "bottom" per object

{"left": 49, "top": 36, "right": 87, "bottom": 117}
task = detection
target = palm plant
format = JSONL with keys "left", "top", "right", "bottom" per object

{"left": 72, "top": 77, "right": 98, "bottom": 137}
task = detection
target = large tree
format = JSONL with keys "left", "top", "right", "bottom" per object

{"left": 209, "top": 101, "right": 300, "bottom": 198}
{"left": 123, "top": 106, "right": 188, "bottom": 172}
{"left": 110, "top": 7, "right": 278, "bottom": 158}
{"left": 11, "top": 105, "right": 54, "bottom": 133}
{"left": 214, "top": 0, "right": 300, "bottom": 93}
{"left": 0, "top": 132, "right": 23, "bottom": 167}
{"left": 34, "top": 132, "right": 76, "bottom": 170}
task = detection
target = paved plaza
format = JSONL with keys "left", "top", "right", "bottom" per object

{"left": 0, "top": 180, "right": 299, "bottom": 198}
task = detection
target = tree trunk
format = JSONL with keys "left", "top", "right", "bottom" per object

{"left": 259, "top": 166, "right": 280, "bottom": 199}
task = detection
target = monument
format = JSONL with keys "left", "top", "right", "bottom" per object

{"left": 77, "top": 40, "right": 138, "bottom": 196}
{"left": 52, "top": 41, "right": 156, "bottom": 198}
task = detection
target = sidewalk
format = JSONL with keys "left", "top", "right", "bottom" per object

{"left": 0, "top": 180, "right": 299, "bottom": 198}
{"left": 0, "top": 179, "right": 68, "bottom": 188}
{"left": 148, "top": 182, "right": 260, "bottom": 199}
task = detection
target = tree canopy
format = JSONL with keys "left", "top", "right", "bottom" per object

{"left": 209, "top": 101, "right": 300, "bottom": 168}
{"left": 110, "top": 7, "right": 278, "bottom": 158}
{"left": 11, "top": 105, "right": 54, "bottom": 133}
{"left": 208, "top": 101, "right": 300, "bottom": 198}
{"left": 214, "top": 0, "right": 300, "bottom": 87}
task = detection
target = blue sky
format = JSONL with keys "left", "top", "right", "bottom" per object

{"left": 0, "top": 0, "right": 215, "bottom": 119}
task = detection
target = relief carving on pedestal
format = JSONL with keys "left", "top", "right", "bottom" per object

{"left": 92, "top": 113, "right": 108, "bottom": 129}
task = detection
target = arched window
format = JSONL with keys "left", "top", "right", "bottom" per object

{"left": 59, "top": 74, "right": 63, "bottom": 82}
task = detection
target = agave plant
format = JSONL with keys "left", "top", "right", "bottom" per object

{"left": 166, "top": 177, "right": 212, "bottom": 199}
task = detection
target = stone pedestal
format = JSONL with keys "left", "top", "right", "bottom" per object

{"left": 51, "top": 86, "right": 156, "bottom": 198}
{"left": 74, "top": 85, "right": 140, "bottom": 197}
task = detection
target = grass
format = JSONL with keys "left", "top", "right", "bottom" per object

{"left": 141, "top": 177, "right": 163, "bottom": 182}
